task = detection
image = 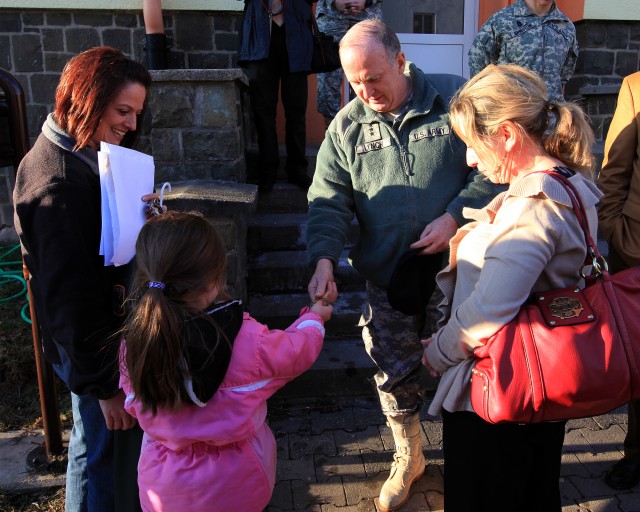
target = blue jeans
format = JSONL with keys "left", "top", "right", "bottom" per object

{"left": 54, "top": 357, "right": 114, "bottom": 512}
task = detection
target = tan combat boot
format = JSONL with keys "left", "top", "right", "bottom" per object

{"left": 377, "top": 414, "right": 426, "bottom": 512}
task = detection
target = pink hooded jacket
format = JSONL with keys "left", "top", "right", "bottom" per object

{"left": 120, "top": 311, "right": 325, "bottom": 512}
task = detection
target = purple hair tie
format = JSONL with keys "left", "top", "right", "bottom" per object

{"left": 148, "top": 281, "right": 165, "bottom": 290}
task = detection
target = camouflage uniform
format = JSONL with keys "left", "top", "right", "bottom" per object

{"left": 468, "top": 0, "right": 578, "bottom": 101}
{"left": 315, "top": 0, "right": 383, "bottom": 119}
{"left": 361, "top": 283, "right": 442, "bottom": 416}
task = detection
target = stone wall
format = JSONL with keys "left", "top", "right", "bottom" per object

{"left": 2, "top": 9, "right": 640, "bottom": 233}
{"left": 568, "top": 20, "right": 640, "bottom": 145}
{"left": 0, "top": 9, "right": 243, "bottom": 144}
{"left": 0, "top": 8, "right": 249, "bottom": 243}
{"left": 163, "top": 180, "right": 258, "bottom": 303}
{"left": 141, "top": 69, "right": 251, "bottom": 184}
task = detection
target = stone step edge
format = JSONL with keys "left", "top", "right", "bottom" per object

{"left": 276, "top": 337, "right": 377, "bottom": 398}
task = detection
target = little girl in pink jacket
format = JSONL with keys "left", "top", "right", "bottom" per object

{"left": 119, "top": 211, "right": 336, "bottom": 512}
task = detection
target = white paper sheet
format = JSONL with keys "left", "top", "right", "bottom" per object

{"left": 99, "top": 142, "right": 155, "bottom": 266}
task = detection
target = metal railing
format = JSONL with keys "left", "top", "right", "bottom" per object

{"left": 0, "top": 67, "right": 63, "bottom": 457}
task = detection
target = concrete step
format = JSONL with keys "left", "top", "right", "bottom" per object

{"left": 246, "top": 142, "right": 320, "bottom": 180}
{"left": 247, "top": 251, "right": 365, "bottom": 293}
{"left": 272, "top": 337, "right": 441, "bottom": 399}
{"left": 248, "top": 212, "right": 360, "bottom": 252}
{"left": 247, "top": 289, "right": 364, "bottom": 337}
{"left": 256, "top": 182, "right": 309, "bottom": 213}
{"left": 274, "top": 337, "right": 378, "bottom": 397}
{"left": 248, "top": 212, "right": 308, "bottom": 252}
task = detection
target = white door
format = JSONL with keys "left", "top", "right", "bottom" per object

{"left": 381, "top": 0, "right": 478, "bottom": 78}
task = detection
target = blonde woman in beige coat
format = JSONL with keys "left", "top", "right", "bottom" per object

{"left": 422, "top": 64, "right": 602, "bottom": 512}
{"left": 598, "top": 70, "right": 640, "bottom": 490}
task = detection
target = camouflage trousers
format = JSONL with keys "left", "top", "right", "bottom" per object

{"left": 316, "top": 9, "right": 382, "bottom": 118}
{"left": 360, "top": 281, "right": 441, "bottom": 418}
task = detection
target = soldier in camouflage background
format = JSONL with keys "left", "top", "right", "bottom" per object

{"left": 315, "top": 0, "right": 383, "bottom": 128}
{"left": 468, "top": 0, "right": 578, "bottom": 101}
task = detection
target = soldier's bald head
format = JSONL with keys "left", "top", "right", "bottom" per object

{"left": 340, "top": 19, "right": 401, "bottom": 62}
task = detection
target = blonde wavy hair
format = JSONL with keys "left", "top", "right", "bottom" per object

{"left": 449, "top": 64, "right": 595, "bottom": 178}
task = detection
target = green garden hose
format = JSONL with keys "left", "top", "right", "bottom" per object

{"left": 0, "top": 244, "right": 31, "bottom": 324}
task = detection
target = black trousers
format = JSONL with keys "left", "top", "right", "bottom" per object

{"left": 114, "top": 425, "right": 144, "bottom": 511}
{"left": 442, "top": 410, "right": 566, "bottom": 512}
{"left": 246, "top": 22, "right": 308, "bottom": 183}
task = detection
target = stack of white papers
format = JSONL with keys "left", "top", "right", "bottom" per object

{"left": 99, "top": 142, "right": 155, "bottom": 266}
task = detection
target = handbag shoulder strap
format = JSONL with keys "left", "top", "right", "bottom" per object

{"left": 539, "top": 170, "right": 608, "bottom": 276}
{"left": 311, "top": 14, "right": 321, "bottom": 35}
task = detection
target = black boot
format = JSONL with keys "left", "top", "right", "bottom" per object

{"left": 604, "top": 458, "right": 640, "bottom": 489}
{"left": 288, "top": 174, "right": 312, "bottom": 190}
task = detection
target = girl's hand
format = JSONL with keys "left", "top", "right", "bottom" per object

{"left": 309, "top": 281, "right": 337, "bottom": 322}
{"left": 321, "top": 280, "right": 338, "bottom": 305}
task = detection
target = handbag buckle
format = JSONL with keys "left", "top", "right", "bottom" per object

{"left": 535, "top": 287, "right": 596, "bottom": 327}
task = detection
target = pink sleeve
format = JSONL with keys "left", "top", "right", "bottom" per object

{"left": 240, "top": 312, "right": 325, "bottom": 383}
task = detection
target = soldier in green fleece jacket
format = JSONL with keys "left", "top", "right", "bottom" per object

{"left": 306, "top": 19, "right": 503, "bottom": 512}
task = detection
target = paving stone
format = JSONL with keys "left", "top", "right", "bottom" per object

{"left": 388, "top": 492, "right": 430, "bottom": 511}
{"left": 351, "top": 399, "right": 386, "bottom": 430}
{"left": 566, "top": 416, "right": 602, "bottom": 431}
{"left": 342, "top": 474, "right": 380, "bottom": 505}
{"left": 592, "top": 407, "right": 628, "bottom": 430}
{"left": 321, "top": 500, "right": 377, "bottom": 511}
{"left": 290, "top": 431, "right": 337, "bottom": 459}
{"left": 2, "top": 400, "right": 635, "bottom": 511}
{"left": 618, "top": 491, "right": 640, "bottom": 511}
{"left": 334, "top": 426, "right": 384, "bottom": 455}
{"left": 276, "top": 432, "right": 290, "bottom": 461}
{"left": 580, "top": 424, "right": 627, "bottom": 455}
{"left": 572, "top": 443, "right": 621, "bottom": 479}
{"left": 276, "top": 453, "right": 315, "bottom": 482}
{"left": 269, "top": 480, "right": 293, "bottom": 511}
{"left": 573, "top": 496, "right": 622, "bottom": 511}
{"left": 316, "top": 453, "right": 366, "bottom": 482}
{"left": 310, "top": 407, "right": 357, "bottom": 434}
{"left": 419, "top": 465, "right": 444, "bottom": 493}
{"left": 361, "top": 450, "right": 393, "bottom": 478}
{"left": 561, "top": 503, "right": 589, "bottom": 511}
{"left": 421, "top": 419, "right": 443, "bottom": 446}
{"left": 560, "top": 475, "right": 586, "bottom": 503}
{"left": 269, "top": 504, "right": 321, "bottom": 512}
{"left": 0, "top": 431, "right": 65, "bottom": 492}
{"left": 569, "top": 474, "right": 621, "bottom": 500}
{"left": 269, "top": 400, "right": 315, "bottom": 432}
{"left": 424, "top": 444, "right": 444, "bottom": 466}
{"left": 564, "top": 427, "right": 594, "bottom": 454}
{"left": 562, "top": 452, "right": 592, "bottom": 479}
{"left": 425, "top": 489, "right": 445, "bottom": 511}
{"left": 292, "top": 476, "right": 346, "bottom": 509}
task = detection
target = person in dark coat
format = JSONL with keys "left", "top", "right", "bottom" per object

{"left": 13, "top": 46, "right": 154, "bottom": 512}
{"left": 237, "top": 0, "right": 315, "bottom": 192}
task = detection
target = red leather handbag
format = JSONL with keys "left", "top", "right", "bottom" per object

{"left": 470, "top": 172, "right": 640, "bottom": 424}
